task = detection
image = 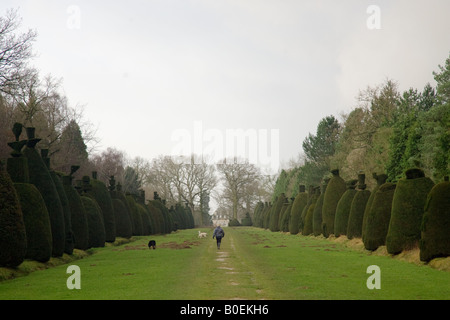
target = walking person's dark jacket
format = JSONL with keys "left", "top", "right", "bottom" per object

{"left": 213, "top": 226, "right": 225, "bottom": 239}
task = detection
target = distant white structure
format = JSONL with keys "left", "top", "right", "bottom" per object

{"left": 211, "top": 212, "right": 229, "bottom": 227}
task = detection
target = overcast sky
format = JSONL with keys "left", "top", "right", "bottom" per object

{"left": 2, "top": 0, "right": 449, "bottom": 173}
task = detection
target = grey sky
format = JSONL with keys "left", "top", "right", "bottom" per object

{"left": 3, "top": 0, "right": 449, "bottom": 173}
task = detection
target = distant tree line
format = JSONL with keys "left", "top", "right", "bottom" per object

{"left": 272, "top": 54, "right": 449, "bottom": 200}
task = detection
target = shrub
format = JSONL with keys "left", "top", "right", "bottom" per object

{"left": 347, "top": 173, "right": 371, "bottom": 239}
{"left": 110, "top": 179, "right": 135, "bottom": 236}
{"left": 14, "top": 182, "right": 53, "bottom": 262}
{"left": 361, "top": 173, "right": 387, "bottom": 242}
{"left": 228, "top": 218, "right": 241, "bottom": 226}
{"left": 87, "top": 172, "right": 116, "bottom": 242}
{"left": 50, "top": 171, "right": 74, "bottom": 255}
{"left": 313, "top": 179, "right": 329, "bottom": 236}
{"left": 7, "top": 156, "right": 29, "bottom": 183}
{"left": 289, "top": 185, "right": 308, "bottom": 235}
{"left": 386, "top": 168, "right": 435, "bottom": 254}
{"left": 269, "top": 193, "right": 286, "bottom": 232}
{"left": 420, "top": 177, "right": 450, "bottom": 262}
{"left": 241, "top": 212, "right": 253, "bottom": 226}
{"left": 150, "top": 195, "right": 173, "bottom": 234}
{"left": 23, "top": 144, "right": 65, "bottom": 257}
{"left": 263, "top": 202, "right": 272, "bottom": 229}
{"left": 362, "top": 182, "right": 396, "bottom": 251}
{"left": 279, "top": 201, "right": 292, "bottom": 231}
{"left": 62, "top": 176, "right": 89, "bottom": 250}
{"left": 334, "top": 179, "right": 357, "bottom": 237}
{"left": 137, "top": 203, "right": 152, "bottom": 235}
{"left": 111, "top": 198, "right": 133, "bottom": 238}
{"left": 7, "top": 142, "right": 52, "bottom": 262}
{"left": 126, "top": 195, "right": 144, "bottom": 236}
{"left": 80, "top": 195, "right": 105, "bottom": 248}
{"left": 303, "top": 187, "right": 320, "bottom": 235}
{"left": 321, "top": 169, "right": 346, "bottom": 237}
{"left": 147, "top": 201, "right": 164, "bottom": 234}
{"left": 253, "top": 202, "right": 264, "bottom": 228}
{"left": 0, "top": 167, "right": 27, "bottom": 267}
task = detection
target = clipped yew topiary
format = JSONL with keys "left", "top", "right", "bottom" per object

{"left": 126, "top": 195, "right": 144, "bottom": 236}
{"left": 289, "top": 185, "right": 308, "bottom": 235}
{"left": 6, "top": 124, "right": 52, "bottom": 262}
{"left": 263, "top": 202, "right": 272, "bottom": 229}
{"left": 147, "top": 201, "right": 164, "bottom": 234}
{"left": 23, "top": 129, "right": 66, "bottom": 257}
{"left": 6, "top": 122, "right": 28, "bottom": 183}
{"left": 87, "top": 172, "right": 116, "bottom": 242}
{"left": 109, "top": 176, "right": 133, "bottom": 238}
{"left": 253, "top": 202, "right": 264, "bottom": 228}
{"left": 420, "top": 177, "right": 450, "bottom": 262}
{"left": 80, "top": 195, "right": 105, "bottom": 248}
{"left": 313, "top": 179, "right": 329, "bottom": 236}
{"left": 300, "top": 186, "right": 315, "bottom": 231}
{"left": 152, "top": 192, "right": 173, "bottom": 233}
{"left": 303, "top": 186, "right": 320, "bottom": 235}
{"left": 0, "top": 164, "right": 27, "bottom": 267}
{"left": 322, "top": 169, "right": 346, "bottom": 237}
{"left": 80, "top": 176, "right": 105, "bottom": 248}
{"left": 137, "top": 202, "right": 152, "bottom": 235}
{"left": 14, "top": 183, "right": 52, "bottom": 262}
{"left": 347, "top": 173, "right": 371, "bottom": 239}
{"left": 362, "top": 182, "right": 396, "bottom": 251}
{"left": 112, "top": 198, "right": 133, "bottom": 238}
{"left": 361, "top": 173, "right": 387, "bottom": 241}
{"left": 279, "top": 200, "right": 293, "bottom": 232}
{"left": 386, "top": 168, "right": 435, "bottom": 254}
{"left": 334, "top": 179, "right": 357, "bottom": 237}
{"left": 62, "top": 173, "right": 89, "bottom": 250}
{"left": 269, "top": 193, "right": 286, "bottom": 232}
{"left": 49, "top": 170, "right": 74, "bottom": 255}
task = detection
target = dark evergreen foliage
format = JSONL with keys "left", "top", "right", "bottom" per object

{"left": 80, "top": 195, "right": 105, "bottom": 248}
{"left": 312, "top": 179, "right": 328, "bottom": 236}
{"left": 347, "top": 173, "right": 371, "bottom": 239}
{"left": 269, "top": 193, "right": 286, "bottom": 232}
{"left": 289, "top": 185, "right": 308, "bottom": 234}
{"left": 334, "top": 179, "right": 357, "bottom": 237}
{"left": 361, "top": 173, "right": 387, "bottom": 241}
{"left": 23, "top": 133, "right": 65, "bottom": 257}
{"left": 87, "top": 172, "right": 116, "bottom": 242}
{"left": 62, "top": 175, "right": 89, "bottom": 250}
{"left": 386, "top": 168, "right": 435, "bottom": 254}
{"left": 303, "top": 187, "right": 320, "bottom": 235}
{"left": 420, "top": 177, "right": 450, "bottom": 261}
{"left": 363, "top": 182, "right": 396, "bottom": 251}
{"left": 0, "top": 166, "right": 27, "bottom": 267}
{"left": 321, "top": 169, "right": 346, "bottom": 237}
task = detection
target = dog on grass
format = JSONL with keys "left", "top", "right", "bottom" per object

{"left": 148, "top": 240, "right": 156, "bottom": 249}
{"left": 198, "top": 230, "right": 207, "bottom": 238}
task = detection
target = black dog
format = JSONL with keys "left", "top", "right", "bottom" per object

{"left": 148, "top": 240, "right": 156, "bottom": 250}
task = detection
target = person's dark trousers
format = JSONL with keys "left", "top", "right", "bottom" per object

{"left": 216, "top": 237, "right": 222, "bottom": 249}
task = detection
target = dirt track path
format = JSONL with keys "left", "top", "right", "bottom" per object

{"left": 202, "top": 228, "right": 267, "bottom": 300}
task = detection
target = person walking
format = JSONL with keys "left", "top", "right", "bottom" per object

{"left": 212, "top": 225, "right": 225, "bottom": 249}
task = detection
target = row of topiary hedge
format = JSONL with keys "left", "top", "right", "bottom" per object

{"left": 254, "top": 168, "right": 450, "bottom": 262}
{"left": 0, "top": 124, "right": 195, "bottom": 268}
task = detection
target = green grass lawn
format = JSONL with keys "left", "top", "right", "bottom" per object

{"left": 0, "top": 227, "right": 449, "bottom": 300}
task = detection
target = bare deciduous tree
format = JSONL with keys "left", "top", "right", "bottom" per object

{"left": 216, "top": 157, "right": 261, "bottom": 221}
{"left": 0, "top": 8, "right": 37, "bottom": 94}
